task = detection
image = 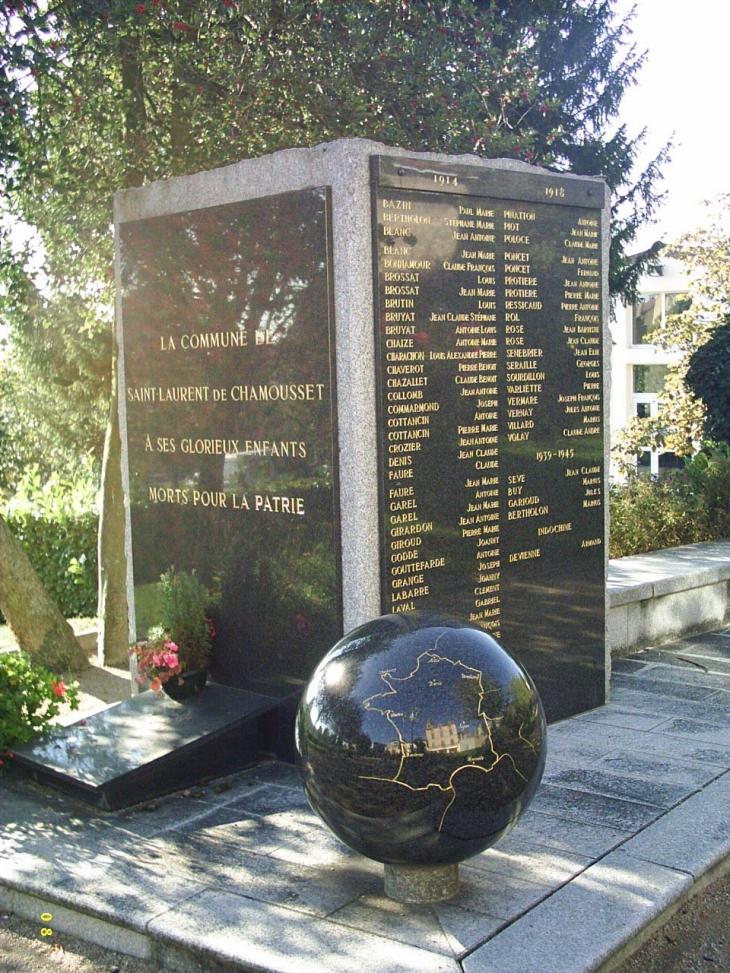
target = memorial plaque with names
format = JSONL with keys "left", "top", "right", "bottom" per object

{"left": 372, "top": 156, "right": 606, "bottom": 721}
{"left": 119, "top": 188, "right": 341, "bottom": 698}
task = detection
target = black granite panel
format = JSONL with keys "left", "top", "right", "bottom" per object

{"left": 11, "top": 686, "right": 277, "bottom": 810}
{"left": 119, "top": 188, "right": 341, "bottom": 696}
{"left": 372, "top": 156, "right": 606, "bottom": 722}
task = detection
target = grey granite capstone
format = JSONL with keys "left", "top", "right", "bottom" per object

{"left": 608, "top": 538, "right": 730, "bottom": 655}
{"left": 2, "top": 627, "right": 730, "bottom": 973}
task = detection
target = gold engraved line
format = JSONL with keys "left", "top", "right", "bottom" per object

{"left": 359, "top": 635, "right": 528, "bottom": 828}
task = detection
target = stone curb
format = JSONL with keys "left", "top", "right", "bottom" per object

{"left": 461, "top": 770, "right": 730, "bottom": 973}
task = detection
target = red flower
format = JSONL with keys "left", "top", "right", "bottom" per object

{"left": 52, "top": 680, "right": 66, "bottom": 697}
{"left": 136, "top": 3, "right": 145, "bottom": 12}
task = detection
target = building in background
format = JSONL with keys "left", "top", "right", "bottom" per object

{"left": 610, "top": 258, "right": 689, "bottom": 477}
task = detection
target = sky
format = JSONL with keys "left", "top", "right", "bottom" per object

{"left": 612, "top": 0, "right": 730, "bottom": 251}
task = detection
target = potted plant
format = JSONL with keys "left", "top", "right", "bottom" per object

{"left": 130, "top": 567, "right": 219, "bottom": 700}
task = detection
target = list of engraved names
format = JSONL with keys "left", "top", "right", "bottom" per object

{"left": 374, "top": 160, "right": 605, "bottom": 640}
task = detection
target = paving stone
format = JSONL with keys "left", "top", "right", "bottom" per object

{"left": 158, "top": 804, "right": 289, "bottom": 855}
{"left": 329, "top": 891, "right": 473, "bottom": 956}
{"left": 548, "top": 718, "right": 730, "bottom": 766}
{"left": 590, "top": 749, "right": 722, "bottom": 789}
{"left": 571, "top": 705, "right": 676, "bottom": 732}
{"left": 462, "top": 851, "right": 692, "bottom": 973}
{"left": 621, "top": 660, "right": 730, "bottom": 691}
{"left": 265, "top": 810, "right": 382, "bottom": 873}
{"left": 610, "top": 658, "right": 660, "bottom": 675}
{"left": 611, "top": 686, "right": 730, "bottom": 724}
{"left": 529, "top": 783, "right": 662, "bottom": 831}
{"left": 143, "top": 831, "right": 379, "bottom": 916}
{"left": 470, "top": 842, "right": 593, "bottom": 886}
{"left": 543, "top": 737, "right": 613, "bottom": 766}
{"left": 502, "top": 808, "right": 632, "bottom": 858}
{"left": 544, "top": 766, "right": 690, "bottom": 808}
{"left": 225, "top": 782, "right": 312, "bottom": 815}
{"left": 648, "top": 716, "right": 730, "bottom": 746}
{"left": 4, "top": 628, "right": 730, "bottom": 973}
{"left": 109, "top": 791, "right": 229, "bottom": 837}
{"left": 1, "top": 836, "right": 206, "bottom": 930}
{"left": 455, "top": 864, "right": 555, "bottom": 920}
{"left": 611, "top": 672, "right": 724, "bottom": 702}
{"left": 621, "top": 770, "right": 730, "bottom": 878}
{"left": 432, "top": 899, "right": 505, "bottom": 956}
{"left": 147, "top": 887, "right": 462, "bottom": 973}
{"left": 0, "top": 776, "right": 112, "bottom": 839}
{"left": 0, "top": 887, "right": 152, "bottom": 960}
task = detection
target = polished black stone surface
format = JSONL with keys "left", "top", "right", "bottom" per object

{"left": 372, "top": 156, "right": 606, "bottom": 721}
{"left": 119, "top": 188, "right": 341, "bottom": 698}
{"left": 11, "top": 685, "right": 278, "bottom": 810}
{"left": 296, "top": 611, "right": 546, "bottom": 865}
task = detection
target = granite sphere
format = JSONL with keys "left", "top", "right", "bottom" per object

{"left": 296, "top": 611, "right": 547, "bottom": 866}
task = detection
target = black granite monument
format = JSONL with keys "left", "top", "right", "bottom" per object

{"left": 372, "top": 156, "right": 606, "bottom": 722}
{"left": 119, "top": 188, "right": 342, "bottom": 699}
{"left": 10, "top": 142, "right": 607, "bottom": 809}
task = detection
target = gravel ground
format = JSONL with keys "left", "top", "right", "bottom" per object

{"left": 610, "top": 866, "right": 730, "bottom": 973}
{"left": 0, "top": 911, "right": 168, "bottom": 973}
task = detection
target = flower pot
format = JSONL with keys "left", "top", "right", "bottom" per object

{"left": 162, "top": 669, "right": 208, "bottom": 701}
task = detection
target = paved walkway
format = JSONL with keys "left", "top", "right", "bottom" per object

{"left": 2, "top": 630, "right": 730, "bottom": 973}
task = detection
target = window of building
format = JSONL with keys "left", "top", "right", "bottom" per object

{"left": 632, "top": 292, "right": 688, "bottom": 345}
{"left": 633, "top": 364, "right": 669, "bottom": 394}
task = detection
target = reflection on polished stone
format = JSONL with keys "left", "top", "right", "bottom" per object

{"left": 12, "top": 686, "right": 278, "bottom": 810}
{"left": 119, "top": 187, "right": 341, "bottom": 698}
{"left": 296, "top": 611, "right": 546, "bottom": 866}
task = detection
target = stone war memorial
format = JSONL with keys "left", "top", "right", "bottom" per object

{"left": 13, "top": 139, "right": 609, "bottom": 811}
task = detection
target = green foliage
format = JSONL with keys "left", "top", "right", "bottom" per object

{"left": 156, "top": 567, "right": 219, "bottom": 671}
{"left": 613, "top": 196, "right": 730, "bottom": 470}
{"left": 0, "top": 0, "right": 668, "bottom": 295}
{"left": 685, "top": 317, "right": 730, "bottom": 445}
{"left": 0, "top": 650, "right": 79, "bottom": 758}
{"left": 612, "top": 358, "right": 707, "bottom": 469}
{"left": 610, "top": 445, "right": 730, "bottom": 557}
{"left": 0, "top": 0, "right": 669, "bottom": 501}
{"left": 0, "top": 466, "right": 99, "bottom": 618}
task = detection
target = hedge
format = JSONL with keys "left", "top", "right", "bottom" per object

{"left": 4, "top": 511, "right": 98, "bottom": 619}
{"left": 609, "top": 446, "right": 730, "bottom": 558}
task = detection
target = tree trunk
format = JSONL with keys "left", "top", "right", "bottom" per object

{"left": 0, "top": 514, "right": 89, "bottom": 671}
{"left": 97, "top": 350, "right": 131, "bottom": 668}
